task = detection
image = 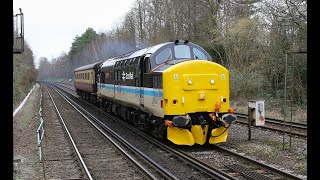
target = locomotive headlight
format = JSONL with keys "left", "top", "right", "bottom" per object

{"left": 210, "top": 79, "right": 215, "bottom": 84}
{"left": 172, "top": 115, "right": 191, "bottom": 128}
{"left": 188, "top": 79, "right": 193, "bottom": 85}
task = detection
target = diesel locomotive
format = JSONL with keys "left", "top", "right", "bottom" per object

{"left": 74, "top": 40, "right": 237, "bottom": 146}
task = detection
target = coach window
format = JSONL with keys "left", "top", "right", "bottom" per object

{"left": 193, "top": 48, "right": 208, "bottom": 60}
{"left": 156, "top": 48, "right": 172, "bottom": 64}
{"left": 174, "top": 45, "right": 191, "bottom": 59}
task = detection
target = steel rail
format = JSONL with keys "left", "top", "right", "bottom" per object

{"left": 49, "top": 83, "right": 178, "bottom": 180}
{"left": 43, "top": 84, "right": 93, "bottom": 180}
{"left": 235, "top": 119, "right": 307, "bottom": 138}
{"left": 235, "top": 113, "right": 307, "bottom": 129}
{"left": 51, "top": 82, "right": 236, "bottom": 180}
{"left": 215, "top": 145, "right": 305, "bottom": 180}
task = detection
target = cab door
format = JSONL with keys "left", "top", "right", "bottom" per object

{"left": 139, "top": 54, "right": 151, "bottom": 108}
{"left": 98, "top": 71, "right": 104, "bottom": 97}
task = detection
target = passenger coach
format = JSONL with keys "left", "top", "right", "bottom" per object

{"left": 74, "top": 61, "right": 104, "bottom": 100}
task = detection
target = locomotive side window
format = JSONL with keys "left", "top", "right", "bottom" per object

{"left": 174, "top": 45, "right": 191, "bottom": 59}
{"left": 156, "top": 48, "right": 172, "bottom": 64}
{"left": 193, "top": 48, "right": 208, "bottom": 60}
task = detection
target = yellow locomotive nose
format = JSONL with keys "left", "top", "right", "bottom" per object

{"left": 162, "top": 60, "right": 232, "bottom": 145}
{"left": 162, "top": 60, "right": 230, "bottom": 115}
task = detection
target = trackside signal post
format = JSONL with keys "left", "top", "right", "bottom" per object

{"left": 13, "top": 8, "right": 24, "bottom": 53}
{"left": 248, "top": 100, "right": 265, "bottom": 141}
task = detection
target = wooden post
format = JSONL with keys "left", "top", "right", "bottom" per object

{"left": 248, "top": 107, "right": 253, "bottom": 141}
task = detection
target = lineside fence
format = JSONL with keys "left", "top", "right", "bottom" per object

{"left": 37, "top": 84, "right": 45, "bottom": 162}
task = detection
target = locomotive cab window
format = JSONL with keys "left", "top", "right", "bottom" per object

{"left": 193, "top": 48, "right": 208, "bottom": 60}
{"left": 174, "top": 45, "right": 191, "bottom": 59}
{"left": 156, "top": 48, "right": 172, "bottom": 64}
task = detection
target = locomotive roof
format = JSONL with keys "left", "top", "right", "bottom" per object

{"left": 74, "top": 61, "right": 104, "bottom": 72}
{"left": 127, "top": 42, "right": 172, "bottom": 58}
{"left": 100, "top": 42, "right": 172, "bottom": 68}
{"left": 100, "top": 40, "right": 212, "bottom": 69}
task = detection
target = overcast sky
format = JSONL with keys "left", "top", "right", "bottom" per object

{"left": 13, "top": 0, "right": 136, "bottom": 67}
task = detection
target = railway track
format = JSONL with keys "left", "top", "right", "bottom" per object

{"left": 181, "top": 145, "right": 305, "bottom": 180}
{"left": 49, "top": 81, "right": 305, "bottom": 179}
{"left": 43, "top": 83, "right": 173, "bottom": 179}
{"left": 235, "top": 113, "right": 307, "bottom": 129}
{"left": 235, "top": 113, "right": 307, "bottom": 138}
{"left": 44, "top": 82, "right": 239, "bottom": 179}
{"left": 214, "top": 145, "right": 304, "bottom": 180}
{"left": 41, "top": 84, "right": 84, "bottom": 179}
